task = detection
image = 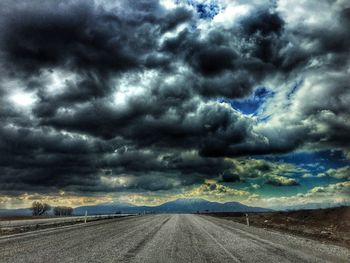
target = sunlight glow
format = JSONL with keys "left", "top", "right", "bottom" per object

{"left": 10, "top": 91, "right": 37, "bottom": 107}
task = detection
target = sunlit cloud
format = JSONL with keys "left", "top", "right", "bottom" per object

{"left": 0, "top": 192, "right": 113, "bottom": 209}
{"left": 9, "top": 91, "right": 37, "bottom": 108}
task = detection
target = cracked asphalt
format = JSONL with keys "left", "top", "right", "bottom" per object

{"left": 0, "top": 214, "right": 349, "bottom": 263}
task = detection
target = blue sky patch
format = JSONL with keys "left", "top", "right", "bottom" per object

{"left": 220, "top": 87, "right": 275, "bottom": 115}
{"left": 260, "top": 150, "right": 350, "bottom": 172}
{"left": 176, "top": 0, "right": 220, "bottom": 19}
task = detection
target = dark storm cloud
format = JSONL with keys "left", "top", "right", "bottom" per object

{"left": 0, "top": 0, "right": 192, "bottom": 99}
{"left": 241, "top": 10, "right": 284, "bottom": 36}
{"left": 219, "top": 170, "right": 240, "bottom": 183}
{"left": 0, "top": 0, "right": 350, "bottom": 197}
{"left": 0, "top": 113, "right": 234, "bottom": 192}
{"left": 192, "top": 46, "right": 236, "bottom": 75}
{"left": 265, "top": 177, "right": 299, "bottom": 187}
{"left": 161, "top": 28, "right": 254, "bottom": 98}
{"left": 1, "top": 1, "right": 136, "bottom": 75}
{"left": 160, "top": 7, "right": 289, "bottom": 98}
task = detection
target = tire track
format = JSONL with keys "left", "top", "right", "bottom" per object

{"left": 122, "top": 216, "right": 171, "bottom": 261}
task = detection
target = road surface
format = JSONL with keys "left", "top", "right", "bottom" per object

{"left": 0, "top": 214, "right": 349, "bottom": 263}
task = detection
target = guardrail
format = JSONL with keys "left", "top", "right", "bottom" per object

{"left": 0, "top": 214, "right": 135, "bottom": 228}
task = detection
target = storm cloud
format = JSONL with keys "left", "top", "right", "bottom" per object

{"left": 0, "top": 0, "right": 349, "bottom": 205}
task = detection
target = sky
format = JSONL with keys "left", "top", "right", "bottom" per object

{"left": 0, "top": 0, "right": 349, "bottom": 210}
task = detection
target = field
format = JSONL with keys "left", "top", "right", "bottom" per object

{"left": 207, "top": 206, "right": 350, "bottom": 248}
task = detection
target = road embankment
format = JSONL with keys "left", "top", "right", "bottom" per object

{"left": 206, "top": 206, "right": 350, "bottom": 248}
{"left": 0, "top": 214, "right": 135, "bottom": 236}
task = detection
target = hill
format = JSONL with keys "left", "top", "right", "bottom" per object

{"left": 0, "top": 198, "right": 271, "bottom": 216}
{"left": 73, "top": 198, "right": 271, "bottom": 215}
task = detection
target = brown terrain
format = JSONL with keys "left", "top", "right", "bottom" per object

{"left": 207, "top": 206, "right": 350, "bottom": 248}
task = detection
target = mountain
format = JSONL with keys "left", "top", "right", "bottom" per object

{"left": 74, "top": 202, "right": 136, "bottom": 215}
{"left": 73, "top": 198, "right": 271, "bottom": 215}
{"left": 0, "top": 202, "right": 136, "bottom": 216}
{"left": 0, "top": 199, "right": 271, "bottom": 216}
{"left": 281, "top": 202, "right": 350, "bottom": 211}
{"left": 0, "top": 208, "right": 32, "bottom": 216}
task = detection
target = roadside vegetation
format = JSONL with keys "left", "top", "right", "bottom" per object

{"left": 53, "top": 206, "right": 73, "bottom": 216}
{"left": 30, "top": 201, "right": 73, "bottom": 217}
{"left": 206, "top": 206, "right": 350, "bottom": 248}
{"left": 30, "top": 202, "right": 51, "bottom": 216}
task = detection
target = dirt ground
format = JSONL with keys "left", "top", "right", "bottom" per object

{"left": 207, "top": 206, "right": 350, "bottom": 248}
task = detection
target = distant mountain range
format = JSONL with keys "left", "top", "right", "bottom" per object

{"left": 2, "top": 199, "right": 348, "bottom": 216}
{"left": 0, "top": 208, "right": 32, "bottom": 216}
{"left": 73, "top": 198, "right": 272, "bottom": 215}
{"left": 0, "top": 198, "right": 271, "bottom": 216}
{"left": 281, "top": 202, "right": 350, "bottom": 211}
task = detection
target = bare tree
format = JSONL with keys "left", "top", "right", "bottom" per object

{"left": 53, "top": 206, "right": 73, "bottom": 216}
{"left": 31, "top": 201, "right": 51, "bottom": 216}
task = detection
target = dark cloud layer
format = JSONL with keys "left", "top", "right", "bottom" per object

{"left": 0, "top": 0, "right": 349, "bottom": 197}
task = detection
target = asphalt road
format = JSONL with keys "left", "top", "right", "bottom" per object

{"left": 0, "top": 214, "right": 349, "bottom": 263}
